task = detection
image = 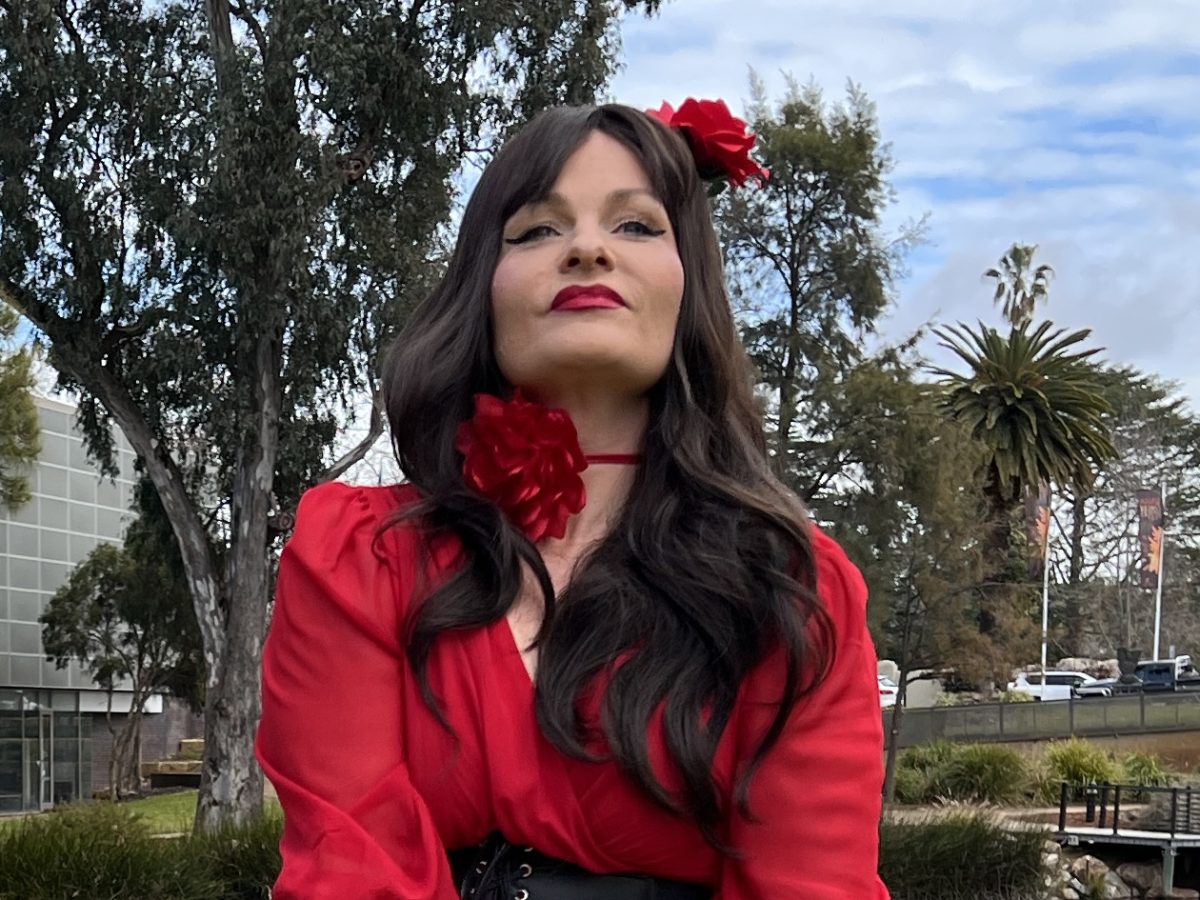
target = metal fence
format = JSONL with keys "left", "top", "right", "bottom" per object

{"left": 885, "top": 691, "right": 1200, "bottom": 748}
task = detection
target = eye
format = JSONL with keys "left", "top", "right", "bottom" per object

{"left": 504, "top": 224, "right": 558, "bottom": 245}
{"left": 616, "top": 219, "right": 667, "bottom": 237}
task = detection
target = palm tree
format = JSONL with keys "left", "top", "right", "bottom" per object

{"left": 984, "top": 243, "right": 1055, "bottom": 329}
{"left": 931, "top": 321, "right": 1118, "bottom": 582}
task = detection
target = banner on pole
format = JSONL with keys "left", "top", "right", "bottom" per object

{"left": 1136, "top": 487, "right": 1165, "bottom": 589}
{"left": 1025, "top": 482, "right": 1051, "bottom": 580}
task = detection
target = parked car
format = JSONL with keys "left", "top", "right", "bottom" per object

{"left": 1007, "top": 670, "right": 1104, "bottom": 701}
{"left": 878, "top": 675, "right": 899, "bottom": 708}
{"left": 1080, "top": 655, "right": 1200, "bottom": 696}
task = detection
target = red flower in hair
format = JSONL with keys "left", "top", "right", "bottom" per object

{"left": 455, "top": 392, "right": 587, "bottom": 542}
{"left": 647, "top": 98, "right": 769, "bottom": 188}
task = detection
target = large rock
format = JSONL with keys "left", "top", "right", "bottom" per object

{"left": 1069, "top": 854, "right": 1137, "bottom": 899}
{"left": 1117, "top": 860, "right": 1161, "bottom": 893}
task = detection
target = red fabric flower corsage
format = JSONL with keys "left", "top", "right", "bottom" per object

{"left": 455, "top": 392, "right": 588, "bottom": 542}
{"left": 646, "top": 98, "right": 769, "bottom": 189}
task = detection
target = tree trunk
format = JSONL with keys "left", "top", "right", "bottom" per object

{"left": 1068, "top": 489, "right": 1087, "bottom": 583}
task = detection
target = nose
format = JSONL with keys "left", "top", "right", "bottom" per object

{"left": 559, "top": 222, "right": 613, "bottom": 274}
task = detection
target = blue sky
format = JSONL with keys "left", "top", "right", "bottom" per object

{"left": 609, "top": 0, "right": 1200, "bottom": 408}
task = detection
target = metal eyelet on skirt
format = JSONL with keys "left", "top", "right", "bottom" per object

{"left": 513, "top": 891, "right": 529, "bottom": 900}
{"left": 517, "top": 862, "right": 533, "bottom": 878}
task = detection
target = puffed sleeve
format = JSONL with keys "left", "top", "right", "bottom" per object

{"left": 255, "top": 482, "right": 458, "bottom": 900}
{"left": 718, "top": 528, "right": 890, "bottom": 899}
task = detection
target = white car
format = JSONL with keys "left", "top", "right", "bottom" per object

{"left": 878, "top": 675, "right": 899, "bottom": 708}
{"left": 1007, "top": 670, "right": 1104, "bottom": 701}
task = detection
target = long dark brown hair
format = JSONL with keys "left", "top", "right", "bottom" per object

{"left": 381, "top": 104, "right": 831, "bottom": 847}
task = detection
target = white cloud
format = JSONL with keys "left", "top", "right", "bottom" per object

{"left": 613, "top": 0, "right": 1200, "bottom": 411}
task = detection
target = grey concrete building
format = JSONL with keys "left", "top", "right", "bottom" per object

{"left": 0, "top": 395, "right": 141, "bottom": 812}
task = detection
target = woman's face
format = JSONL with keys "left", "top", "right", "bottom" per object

{"left": 490, "top": 131, "right": 685, "bottom": 399}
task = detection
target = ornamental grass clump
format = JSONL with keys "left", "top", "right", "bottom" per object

{"left": 0, "top": 802, "right": 223, "bottom": 900}
{"left": 1040, "top": 737, "right": 1123, "bottom": 800}
{"left": 879, "top": 811, "right": 1047, "bottom": 899}
{"left": 926, "top": 744, "right": 1030, "bottom": 805}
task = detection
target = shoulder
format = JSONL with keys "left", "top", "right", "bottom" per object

{"left": 275, "top": 482, "right": 427, "bottom": 645}
{"left": 807, "top": 525, "right": 870, "bottom": 643}
{"left": 285, "top": 481, "right": 425, "bottom": 576}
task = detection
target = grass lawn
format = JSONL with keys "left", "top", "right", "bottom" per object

{"left": 0, "top": 790, "right": 282, "bottom": 835}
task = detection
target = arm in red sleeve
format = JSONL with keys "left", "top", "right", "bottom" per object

{"left": 255, "top": 482, "right": 458, "bottom": 900}
{"left": 719, "top": 530, "right": 890, "bottom": 900}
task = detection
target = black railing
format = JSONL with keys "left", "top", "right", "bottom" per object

{"left": 885, "top": 690, "right": 1200, "bottom": 748}
{"left": 1056, "top": 781, "right": 1200, "bottom": 837}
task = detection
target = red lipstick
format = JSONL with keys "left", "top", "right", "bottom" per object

{"left": 551, "top": 284, "right": 627, "bottom": 311}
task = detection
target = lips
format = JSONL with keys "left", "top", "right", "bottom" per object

{"left": 551, "top": 284, "right": 627, "bottom": 311}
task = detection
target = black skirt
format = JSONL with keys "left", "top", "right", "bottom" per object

{"left": 449, "top": 834, "right": 713, "bottom": 900}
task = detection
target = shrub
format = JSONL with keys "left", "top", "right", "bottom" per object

{"left": 0, "top": 803, "right": 223, "bottom": 900}
{"left": 927, "top": 744, "right": 1029, "bottom": 805}
{"left": 892, "top": 765, "right": 929, "bottom": 805}
{"left": 1041, "top": 738, "right": 1122, "bottom": 800}
{"left": 995, "top": 689, "right": 1035, "bottom": 703}
{"left": 879, "top": 811, "right": 1047, "bottom": 899}
{"left": 1121, "top": 751, "right": 1174, "bottom": 802}
{"left": 191, "top": 815, "right": 283, "bottom": 900}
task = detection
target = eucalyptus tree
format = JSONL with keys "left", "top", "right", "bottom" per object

{"left": 0, "top": 0, "right": 662, "bottom": 830}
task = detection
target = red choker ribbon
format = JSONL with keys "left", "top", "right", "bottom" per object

{"left": 646, "top": 97, "right": 769, "bottom": 192}
{"left": 455, "top": 392, "right": 640, "bottom": 542}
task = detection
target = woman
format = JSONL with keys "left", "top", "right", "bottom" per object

{"left": 256, "top": 99, "right": 890, "bottom": 899}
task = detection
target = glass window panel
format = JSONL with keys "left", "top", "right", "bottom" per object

{"left": 68, "top": 534, "right": 96, "bottom": 562}
{"left": 97, "top": 509, "right": 124, "bottom": 539}
{"left": 38, "top": 465, "right": 68, "bottom": 499}
{"left": 0, "top": 712, "right": 20, "bottom": 739}
{"left": 0, "top": 523, "right": 6, "bottom": 552}
{"left": 9, "top": 525, "right": 37, "bottom": 558}
{"left": 40, "top": 562, "right": 70, "bottom": 593}
{"left": 10, "top": 656, "right": 39, "bottom": 686}
{"left": 118, "top": 451, "right": 136, "bottom": 481}
{"left": 9, "top": 591, "right": 41, "bottom": 622}
{"left": 9, "top": 558, "right": 39, "bottom": 592}
{"left": 37, "top": 408, "right": 71, "bottom": 435}
{"left": 41, "top": 498, "right": 67, "bottom": 530}
{"left": 10, "top": 624, "right": 40, "bottom": 654}
{"left": 68, "top": 472, "right": 97, "bottom": 505}
{"left": 10, "top": 498, "right": 37, "bottom": 526}
{"left": 0, "top": 589, "right": 8, "bottom": 619}
{"left": 0, "top": 623, "right": 8, "bottom": 652}
{"left": 50, "top": 692, "right": 76, "bottom": 712}
{"left": 96, "top": 479, "right": 120, "bottom": 509}
{"left": 41, "top": 435, "right": 69, "bottom": 467}
{"left": 69, "top": 502, "right": 94, "bottom": 535}
{"left": 40, "top": 530, "right": 68, "bottom": 562}
{"left": 68, "top": 438, "right": 90, "bottom": 470}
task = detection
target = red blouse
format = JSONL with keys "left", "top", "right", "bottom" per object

{"left": 256, "top": 482, "right": 890, "bottom": 899}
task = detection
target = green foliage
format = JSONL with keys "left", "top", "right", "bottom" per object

{"left": 190, "top": 817, "right": 284, "bottom": 900}
{"left": 996, "top": 689, "right": 1035, "bottom": 703}
{"left": 932, "top": 320, "right": 1117, "bottom": 502}
{"left": 0, "top": 803, "right": 224, "bottom": 900}
{"left": 1121, "top": 751, "right": 1174, "bottom": 801}
{"left": 0, "top": 303, "right": 39, "bottom": 510}
{"left": 928, "top": 745, "right": 1030, "bottom": 805}
{"left": 879, "top": 812, "right": 1047, "bottom": 899}
{"left": 0, "top": 801, "right": 284, "bottom": 899}
{"left": 715, "top": 75, "right": 922, "bottom": 498}
{"left": 896, "top": 742, "right": 1031, "bottom": 805}
{"left": 1040, "top": 738, "right": 1123, "bottom": 799}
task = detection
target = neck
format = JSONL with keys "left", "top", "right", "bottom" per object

{"left": 532, "top": 389, "right": 647, "bottom": 553}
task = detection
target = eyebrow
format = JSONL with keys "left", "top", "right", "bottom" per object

{"left": 531, "top": 187, "right": 662, "bottom": 214}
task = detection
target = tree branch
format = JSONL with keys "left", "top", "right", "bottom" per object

{"left": 227, "top": 0, "right": 267, "bottom": 59}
